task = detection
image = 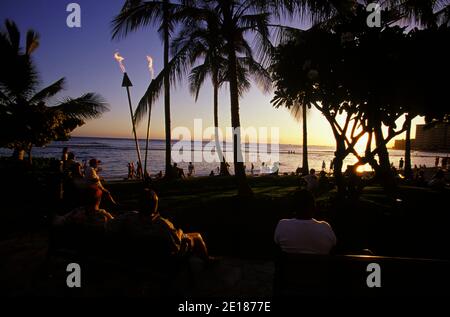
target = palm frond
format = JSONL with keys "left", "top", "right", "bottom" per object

{"left": 29, "top": 78, "right": 66, "bottom": 105}
{"left": 25, "top": 29, "right": 39, "bottom": 55}
{"left": 135, "top": 42, "right": 193, "bottom": 125}
{"left": 238, "top": 56, "right": 272, "bottom": 93}
{"left": 4, "top": 19, "right": 20, "bottom": 53}
{"left": 111, "top": 0, "right": 165, "bottom": 39}
{"left": 289, "top": 100, "right": 306, "bottom": 123}
{"left": 189, "top": 64, "right": 209, "bottom": 101}
{"left": 52, "top": 93, "right": 109, "bottom": 120}
{"left": 238, "top": 12, "right": 273, "bottom": 67}
{"left": 395, "top": 0, "right": 438, "bottom": 27}
{"left": 270, "top": 24, "right": 304, "bottom": 45}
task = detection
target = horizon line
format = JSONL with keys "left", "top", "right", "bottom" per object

{"left": 69, "top": 135, "right": 335, "bottom": 147}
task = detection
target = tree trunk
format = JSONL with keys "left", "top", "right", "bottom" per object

{"left": 224, "top": 11, "right": 252, "bottom": 196}
{"left": 404, "top": 116, "right": 412, "bottom": 179}
{"left": 334, "top": 137, "right": 346, "bottom": 198}
{"left": 163, "top": 0, "right": 172, "bottom": 179}
{"left": 144, "top": 99, "right": 153, "bottom": 178}
{"left": 374, "top": 123, "right": 397, "bottom": 194}
{"left": 302, "top": 104, "right": 309, "bottom": 175}
{"left": 213, "top": 71, "right": 229, "bottom": 176}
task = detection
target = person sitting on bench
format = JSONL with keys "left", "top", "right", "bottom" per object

{"left": 274, "top": 189, "right": 336, "bottom": 255}
{"left": 123, "top": 188, "right": 210, "bottom": 261}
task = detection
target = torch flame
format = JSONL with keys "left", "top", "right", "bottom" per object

{"left": 114, "top": 52, "right": 126, "bottom": 73}
{"left": 146, "top": 55, "right": 154, "bottom": 79}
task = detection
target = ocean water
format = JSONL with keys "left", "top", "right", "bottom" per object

{"left": 0, "top": 137, "right": 447, "bottom": 179}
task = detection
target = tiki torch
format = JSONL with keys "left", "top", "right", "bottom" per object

{"left": 114, "top": 52, "right": 144, "bottom": 178}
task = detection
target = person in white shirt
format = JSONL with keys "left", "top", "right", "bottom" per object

{"left": 274, "top": 189, "right": 336, "bottom": 255}
{"left": 84, "top": 158, "right": 117, "bottom": 205}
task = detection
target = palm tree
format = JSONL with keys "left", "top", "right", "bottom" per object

{"left": 288, "top": 101, "right": 310, "bottom": 175}
{"left": 117, "top": 0, "right": 340, "bottom": 193}
{"left": 172, "top": 11, "right": 230, "bottom": 175}
{"left": 112, "top": 0, "right": 182, "bottom": 179}
{"left": 0, "top": 20, "right": 108, "bottom": 162}
{"left": 170, "top": 9, "right": 271, "bottom": 176}
{"left": 132, "top": 0, "right": 275, "bottom": 195}
{"left": 215, "top": 0, "right": 344, "bottom": 195}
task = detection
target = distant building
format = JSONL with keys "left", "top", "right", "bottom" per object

{"left": 393, "top": 123, "right": 450, "bottom": 152}
{"left": 415, "top": 123, "right": 450, "bottom": 152}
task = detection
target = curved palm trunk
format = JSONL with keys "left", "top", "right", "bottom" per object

{"left": 302, "top": 104, "right": 309, "bottom": 175}
{"left": 144, "top": 104, "right": 152, "bottom": 178}
{"left": 225, "top": 40, "right": 252, "bottom": 196}
{"left": 163, "top": 0, "right": 172, "bottom": 179}
{"left": 404, "top": 115, "right": 412, "bottom": 179}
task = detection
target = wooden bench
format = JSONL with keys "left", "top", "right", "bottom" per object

{"left": 273, "top": 252, "right": 450, "bottom": 297}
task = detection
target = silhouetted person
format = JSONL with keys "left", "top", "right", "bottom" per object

{"left": 303, "top": 169, "right": 319, "bottom": 193}
{"left": 62, "top": 152, "right": 81, "bottom": 178}
{"left": 62, "top": 153, "right": 83, "bottom": 210}
{"left": 61, "top": 147, "right": 69, "bottom": 168}
{"left": 318, "top": 170, "right": 330, "bottom": 193}
{"left": 435, "top": 156, "right": 440, "bottom": 168}
{"left": 399, "top": 157, "right": 404, "bottom": 170}
{"left": 127, "top": 162, "right": 135, "bottom": 179}
{"left": 54, "top": 185, "right": 114, "bottom": 231}
{"left": 322, "top": 160, "right": 326, "bottom": 171}
{"left": 85, "top": 158, "right": 116, "bottom": 205}
{"left": 130, "top": 189, "right": 210, "bottom": 260}
{"left": 188, "top": 162, "right": 195, "bottom": 177}
{"left": 415, "top": 169, "right": 427, "bottom": 187}
{"left": 274, "top": 190, "right": 336, "bottom": 254}
{"left": 344, "top": 164, "right": 362, "bottom": 199}
{"left": 220, "top": 159, "right": 230, "bottom": 176}
{"left": 172, "top": 163, "right": 185, "bottom": 179}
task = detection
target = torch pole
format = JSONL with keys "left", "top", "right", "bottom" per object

{"left": 125, "top": 84, "right": 143, "bottom": 179}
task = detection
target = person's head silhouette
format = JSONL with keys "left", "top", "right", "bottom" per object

{"left": 292, "top": 189, "right": 315, "bottom": 220}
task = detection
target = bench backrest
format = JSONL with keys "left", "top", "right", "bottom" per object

{"left": 274, "top": 252, "right": 450, "bottom": 296}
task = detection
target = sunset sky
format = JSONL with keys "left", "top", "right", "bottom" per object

{"left": 0, "top": 0, "right": 423, "bottom": 146}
